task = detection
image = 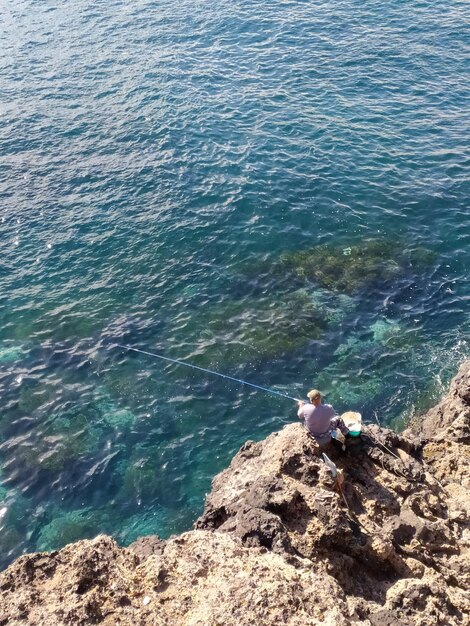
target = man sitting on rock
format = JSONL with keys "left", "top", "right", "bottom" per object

{"left": 297, "top": 389, "right": 349, "bottom": 447}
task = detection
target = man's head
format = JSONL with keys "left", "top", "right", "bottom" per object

{"left": 307, "top": 389, "right": 322, "bottom": 405}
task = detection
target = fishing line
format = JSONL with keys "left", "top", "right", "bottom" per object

{"left": 115, "top": 344, "right": 301, "bottom": 402}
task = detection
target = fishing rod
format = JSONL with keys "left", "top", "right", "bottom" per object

{"left": 114, "top": 344, "right": 301, "bottom": 402}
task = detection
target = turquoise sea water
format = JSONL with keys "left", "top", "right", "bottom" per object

{"left": 0, "top": 0, "right": 469, "bottom": 568}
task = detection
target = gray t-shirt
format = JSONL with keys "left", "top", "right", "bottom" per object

{"left": 300, "top": 403, "right": 336, "bottom": 436}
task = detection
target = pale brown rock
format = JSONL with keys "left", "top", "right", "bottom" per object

{"left": 0, "top": 532, "right": 355, "bottom": 626}
{"left": 1, "top": 362, "right": 470, "bottom": 625}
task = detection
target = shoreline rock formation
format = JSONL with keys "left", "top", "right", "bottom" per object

{"left": 1, "top": 363, "right": 469, "bottom": 625}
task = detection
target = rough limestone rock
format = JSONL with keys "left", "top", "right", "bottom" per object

{"left": 1, "top": 362, "right": 470, "bottom": 625}
{"left": 0, "top": 532, "right": 350, "bottom": 626}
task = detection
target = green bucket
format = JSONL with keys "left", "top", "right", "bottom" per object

{"left": 342, "top": 411, "right": 362, "bottom": 437}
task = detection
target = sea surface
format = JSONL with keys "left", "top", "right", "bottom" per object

{"left": 0, "top": 0, "right": 469, "bottom": 568}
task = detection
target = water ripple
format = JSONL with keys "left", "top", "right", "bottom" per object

{"left": 0, "top": 0, "right": 469, "bottom": 568}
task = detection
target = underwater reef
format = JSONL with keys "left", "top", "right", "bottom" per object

{"left": 165, "top": 237, "right": 433, "bottom": 373}
{"left": 94, "top": 391, "right": 137, "bottom": 431}
{"left": 36, "top": 508, "right": 108, "bottom": 553}
{"left": 0, "top": 361, "right": 469, "bottom": 626}
{"left": 243, "top": 238, "right": 436, "bottom": 294}
{"left": 163, "top": 236, "right": 436, "bottom": 375}
{"left": 13, "top": 410, "right": 104, "bottom": 473}
{"left": 162, "top": 290, "right": 331, "bottom": 369}
{"left": 313, "top": 316, "right": 430, "bottom": 414}
{"left": 0, "top": 344, "right": 24, "bottom": 364}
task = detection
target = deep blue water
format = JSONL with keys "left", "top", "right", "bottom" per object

{"left": 0, "top": 0, "right": 469, "bottom": 568}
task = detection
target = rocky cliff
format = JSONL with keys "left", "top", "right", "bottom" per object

{"left": 1, "top": 363, "right": 469, "bottom": 626}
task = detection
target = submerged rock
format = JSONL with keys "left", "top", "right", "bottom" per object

{"left": 0, "top": 490, "right": 32, "bottom": 566}
{"left": 115, "top": 441, "right": 187, "bottom": 509}
{"left": 320, "top": 322, "right": 423, "bottom": 410}
{"left": 37, "top": 508, "right": 107, "bottom": 552}
{"left": 318, "top": 336, "right": 385, "bottom": 407}
{"left": 94, "top": 391, "right": 137, "bottom": 431}
{"left": 250, "top": 239, "right": 436, "bottom": 294}
{"left": 0, "top": 363, "right": 469, "bottom": 625}
{"left": 14, "top": 411, "right": 103, "bottom": 473}
{"left": 0, "top": 344, "right": 24, "bottom": 364}
{"left": 309, "top": 288, "right": 357, "bottom": 324}
{"left": 17, "top": 382, "right": 55, "bottom": 414}
{"left": 317, "top": 376, "right": 384, "bottom": 407}
{"left": 370, "top": 318, "right": 402, "bottom": 344}
{"left": 163, "top": 290, "right": 330, "bottom": 369}
{"left": 117, "top": 509, "right": 170, "bottom": 546}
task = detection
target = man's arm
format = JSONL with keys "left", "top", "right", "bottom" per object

{"left": 297, "top": 400, "right": 305, "bottom": 419}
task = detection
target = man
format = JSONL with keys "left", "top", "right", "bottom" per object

{"left": 297, "top": 389, "right": 349, "bottom": 447}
